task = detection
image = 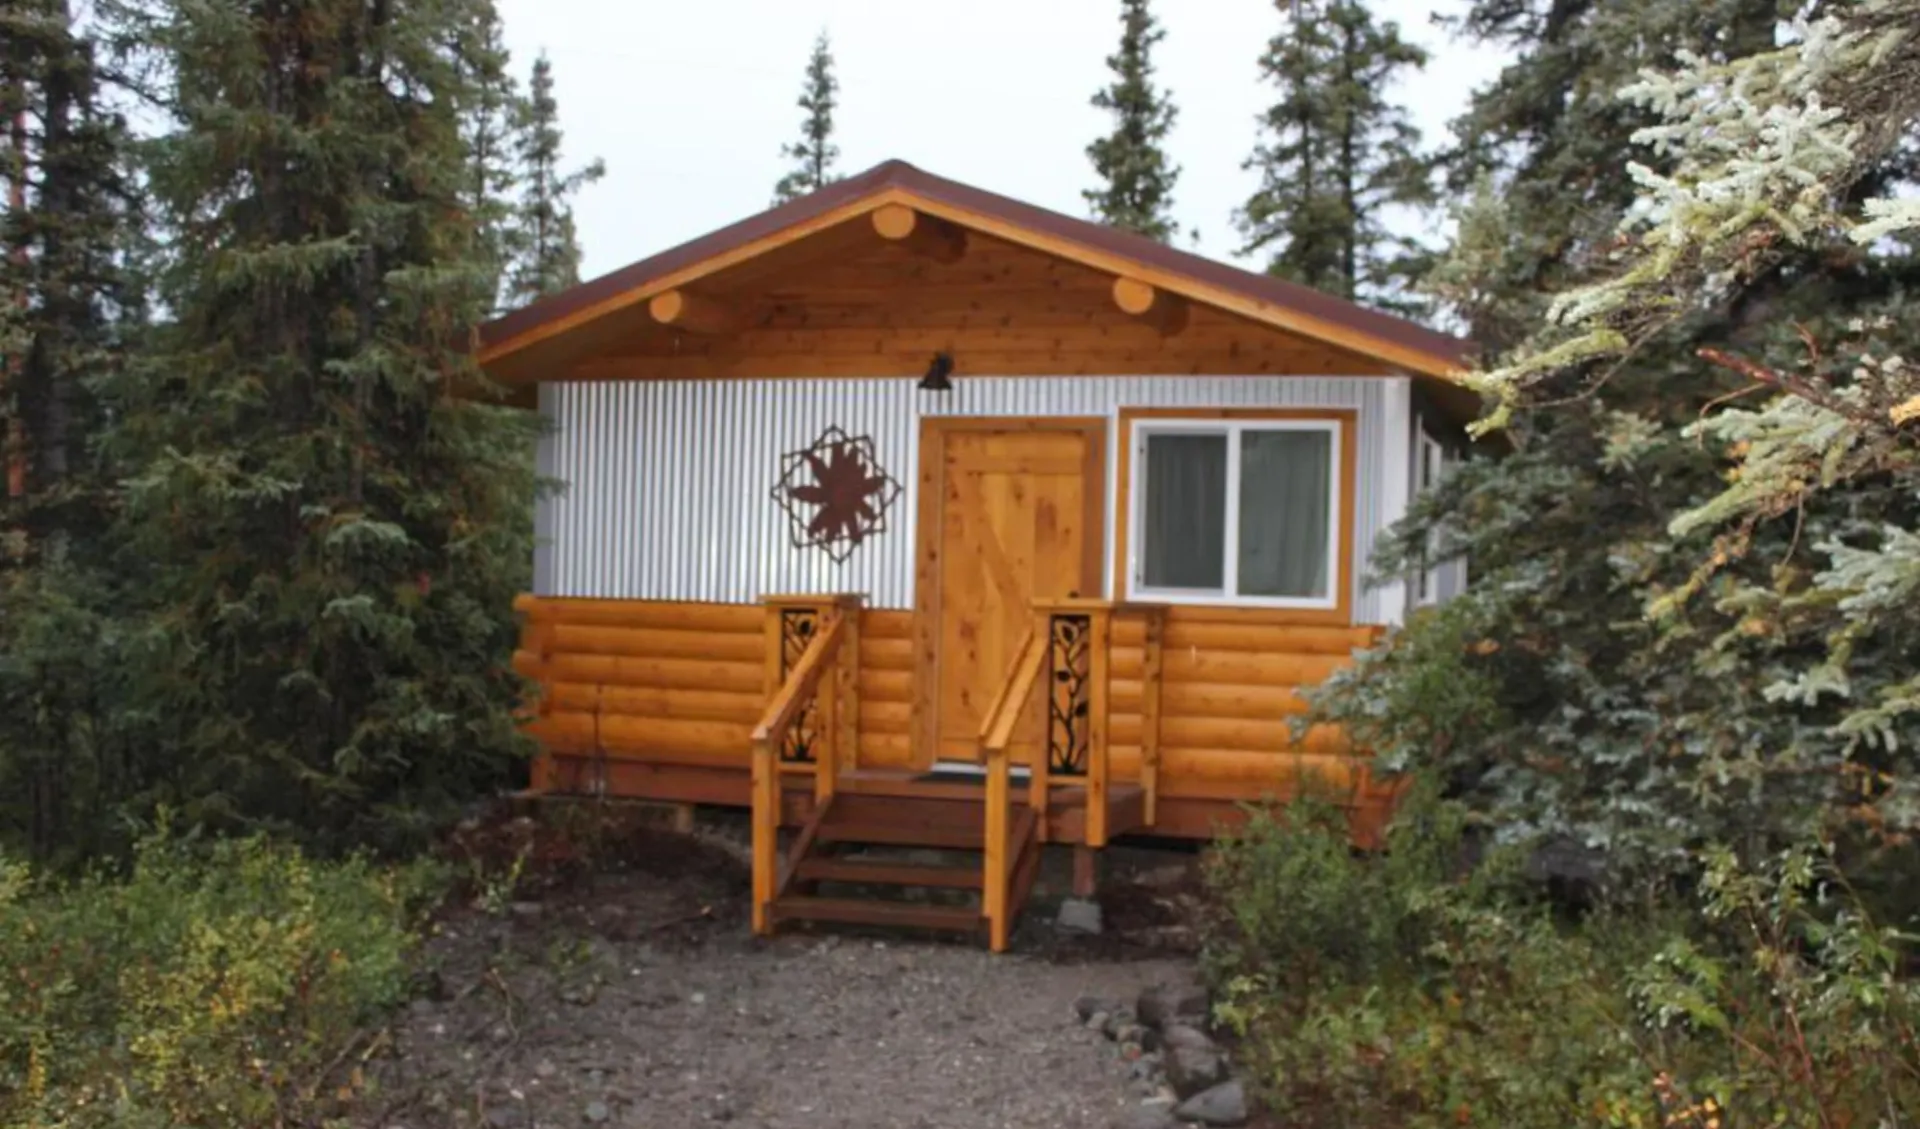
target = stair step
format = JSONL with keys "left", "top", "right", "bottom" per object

{"left": 815, "top": 821, "right": 984, "bottom": 849}
{"left": 796, "top": 857, "right": 984, "bottom": 889}
{"left": 770, "top": 895, "right": 984, "bottom": 933}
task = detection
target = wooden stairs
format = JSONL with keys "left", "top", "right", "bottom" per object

{"left": 767, "top": 776, "right": 1046, "bottom": 939}
{"left": 749, "top": 598, "right": 1159, "bottom": 950}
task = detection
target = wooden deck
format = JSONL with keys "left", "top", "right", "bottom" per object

{"left": 513, "top": 593, "right": 1404, "bottom": 949}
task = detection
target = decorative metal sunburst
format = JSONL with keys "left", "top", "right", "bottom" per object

{"left": 770, "top": 426, "right": 903, "bottom": 564}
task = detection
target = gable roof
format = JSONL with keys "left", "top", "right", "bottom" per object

{"left": 478, "top": 159, "right": 1475, "bottom": 381}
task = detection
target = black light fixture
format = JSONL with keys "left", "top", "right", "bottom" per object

{"left": 918, "top": 351, "right": 954, "bottom": 392}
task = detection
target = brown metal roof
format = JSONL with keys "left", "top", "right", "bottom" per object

{"left": 478, "top": 159, "right": 1475, "bottom": 376}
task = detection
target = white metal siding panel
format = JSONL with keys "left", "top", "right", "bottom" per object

{"left": 536, "top": 375, "right": 1405, "bottom": 622}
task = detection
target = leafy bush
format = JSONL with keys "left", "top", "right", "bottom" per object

{"left": 1205, "top": 788, "right": 1920, "bottom": 1128}
{"left": 0, "top": 827, "right": 444, "bottom": 1128}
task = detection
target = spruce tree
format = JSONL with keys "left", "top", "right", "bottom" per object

{"left": 1083, "top": 0, "right": 1181, "bottom": 242}
{"left": 501, "top": 53, "right": 604, "bottom": 308}
{"left": 1307, "top": 0, "right": 1920, "bottom": 883}
{"left": 102, "top": 0, "right": 541, "bottom": 851}
{"left": 1236, "top": 0, "right": 1431, "bottom": 312}
{"left": 0, "top": 0, "right": 142, "bottom": 862}
{"left": 455, "top": 3, "right": 520, "bottom": 313}
{"left": 772, "top": 31, "right": 840, "bottom": 204}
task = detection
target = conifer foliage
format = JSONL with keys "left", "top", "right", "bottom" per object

{"left": 501, "top": 53, "right": 604, "bottom": 308}
{"left": 100, "top": 0, "right": 544, "bottom": 851}
{"left": 0, "top": 0, "right": 141, "bottom": 863}
{"left": 772, "top": 31, "right": 841, "bottom": 204}
{"left": 1310, "top": 0, "right": 1920, "bottom": 881}
{"left": 1083, "top": 0, "right": 1181, "bottom": 242}
{"left": 1236, "top": 0, "right": 1431, "bottom": 311}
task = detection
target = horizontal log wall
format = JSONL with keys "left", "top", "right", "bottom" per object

{"left": 515, "top": 598, "right": 765, "bottom": 771}
{"left": 1105, "top": 607, "right": 1384, "bottom": 804}
{"left": 516, "top": 597, "right": 1390, "bottom": 814}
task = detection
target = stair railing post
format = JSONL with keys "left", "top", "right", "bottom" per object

{"left": 750, "top": 734, "right": 778, "bottom": 936}
{"left": 825, "top": 593, "right": 864, "bottom": 803}
{"left": 983, "top": 743, "right": 1010, "bottom": 952}
{"left": 1027, "top": 609, "right": 1051, "bottom": 833}
{"left": 1086, "top": 606, "right": 1111, "bottom": 848}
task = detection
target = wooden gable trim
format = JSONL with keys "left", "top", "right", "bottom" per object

{"left": 477, "top": 190, "right": 905, "bottom": 365}
{"left": 894, "top": 193, "right": 1460, "bottom": 380}
{"left": 1112, "top": 407, "right": 1359, "bottom": 628}
{"left": 479, "top": 184, "right": 1465, "bottom": 381}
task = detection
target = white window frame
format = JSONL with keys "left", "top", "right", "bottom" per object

{"left": 1126, "top": 418, "right": 1343, "bottom": 610}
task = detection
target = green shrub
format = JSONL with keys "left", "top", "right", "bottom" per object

{"left": 1203, "top": 786, "right": 1920, "bottom": 1128}
{"left": 0, "top": 827, "right": 444, "bottom": 1128}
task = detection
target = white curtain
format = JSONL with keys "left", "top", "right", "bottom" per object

{"left": 1237, "top": 430, "right": 1331, "bottom": 598}
{"left": 1142, "top": 434, "right": 1226, "bottom": 589}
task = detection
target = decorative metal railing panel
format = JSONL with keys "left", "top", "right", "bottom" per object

{"left": 778, "top": 606, "right": 820, "bottom": 763}
{"left": 1046, "top": 611, "right": 1093, "bottom": 776}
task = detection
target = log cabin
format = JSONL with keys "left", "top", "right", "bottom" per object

{"left": 480, "top": 160, "right": 1475, "bottom": 950}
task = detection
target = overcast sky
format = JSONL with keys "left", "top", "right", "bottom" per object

{"left": 493, "top": 1, "right": 1512, "bottom": 281}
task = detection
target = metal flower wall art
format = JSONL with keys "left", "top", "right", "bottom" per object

{"left": 770, "top": 426, "right": 903, "bottom": 563}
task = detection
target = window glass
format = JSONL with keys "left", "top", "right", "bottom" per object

{"left": 1237, "top": 429, "right": 1332, "bottom": 599}
{"left": 1141, "top": 432, "right": 1227, "bottom": 589}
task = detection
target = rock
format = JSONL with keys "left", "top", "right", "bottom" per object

{"left": 1073, "top": 995, "right": 1111, "bottom": 1022}
{"left": 1056, "top": 896, "right": 1104, "bottom": 935}
{"left": 533, "top": 1060, "right": 558, "bottom": 1079}
{"left": 1160, "top": 1023, "right": 1214, "bottom": 1052}
{"left": 1135, "top": 861, "right": 1193, "bottom": 889}
{"left": 1127, "top": 1052, "right": 1161, "bottom": 1080}
{"left": 1137, "top": 981, "right": 1210, "bottom": 1031}
{"left": 1085, "top": 1010, "right": 1111, "bottom": 1032}
{"left": 1113, "top": 1106, "right": 1177, "bottom": 1129}
{"left": 508, "top": 901, "right": 544, "bottom": 919}
{"left": 582, "top": 1100, "right": 611, "bottom": 1124}
{"left": 1174, "top": 1080, "right": 1248, "bottom": 1127}
{"left": 1164, "top": 1044, "right": 1230, "bottom": 1098}
{"left": 484, "top": 1107, "right": 525, "bottom": 1129}
{"left": 1103, "top": 1010, "right": 1136, "bottom": 1039}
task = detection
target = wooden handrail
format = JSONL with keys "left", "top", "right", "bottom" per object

{"left": 751, "top": 609, "right": 848, "bottom": 743}
{"left": 976, "top": 625, "right": 1048, "bottom": 952}
{"left": 751, "top": 608, "right": 849, "bottom": 937}
{"left": 977, "top": 627, "right": 1046, "bottom": 751}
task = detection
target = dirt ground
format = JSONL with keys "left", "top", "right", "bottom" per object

{"left": 360, "top": 806, "right": 1210, "bottom": 1129}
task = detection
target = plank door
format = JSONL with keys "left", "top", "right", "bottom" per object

{"left": 916, "top": 420, "right": 1106, "bottom": 765}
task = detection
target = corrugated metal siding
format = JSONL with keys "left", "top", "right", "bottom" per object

{"left": 536, "top": 376, "right": 1402, "bottom": 622}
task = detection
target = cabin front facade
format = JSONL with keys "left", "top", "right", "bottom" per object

{"left": 482, "top": 161, "right": 1472, "bottom": 949}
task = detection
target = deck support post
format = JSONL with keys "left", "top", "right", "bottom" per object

{"left": 1072, "top": 845, "right": 1099, "bottom": 900}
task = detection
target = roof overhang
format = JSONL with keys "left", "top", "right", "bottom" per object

{"left": 477, "top": 160, "right": 1484, "bottom": 424}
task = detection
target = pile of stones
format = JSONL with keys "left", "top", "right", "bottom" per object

{"left": 1074, "top": 981, "right": 1248, "bottom": 1128}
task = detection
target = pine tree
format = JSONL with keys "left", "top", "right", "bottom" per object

{"left": 1431, "top": 0, "right": 1791, "bottom": 349}
{"left": 0, "top": 0, "right": 143, "bottom": 862}
{"left": 1083, "top": 0, "right": 1181, "bottom": 242}
{"left": 772, "top": 31, "right": 840, "bottom": 205}
{"left": 102, "top": 0, "right": 541, "bottom": 852}
{"left": 1307, "top": 0, "right": 1920, "bottom": 883}
{"left": 1236, "top": 0, "right": 1431, "bottom": 312}
{"left": 454, "top": 3, "right": 520, "bottom": 314}
{"left": 501, "top": 53, "right": 604, "bottom": 308}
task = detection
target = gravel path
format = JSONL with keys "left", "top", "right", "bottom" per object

{"left": 367, "top": 820, "right": 1204, "bottom": 1129}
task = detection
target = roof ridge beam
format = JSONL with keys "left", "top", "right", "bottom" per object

{"left": 871, "top": 204, "right": 968, "bottom": 264}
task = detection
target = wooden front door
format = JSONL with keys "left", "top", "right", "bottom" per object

{"left": 914, "top": 419, "right": 1106, "bottom": 765}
